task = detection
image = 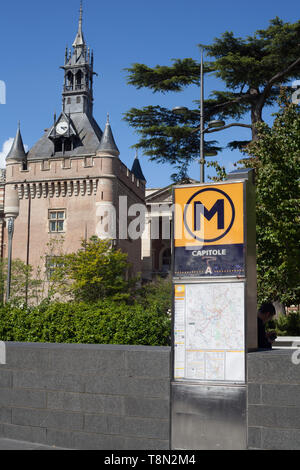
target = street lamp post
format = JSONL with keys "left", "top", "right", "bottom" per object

{"left": 172, "top": 49, "right": 225, "bottom": 183}
{"left": 200, "top": 49, "right": 205, "bottom": 184}
{"left": 6, "top": 217, "right": 15, "bottom": 302}
{"left": 4, "top": 185, "right": 20, "bottom": 302}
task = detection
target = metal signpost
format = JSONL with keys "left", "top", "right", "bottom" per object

{"left": 171, "top": 169, "right": 257, "bottom": 450}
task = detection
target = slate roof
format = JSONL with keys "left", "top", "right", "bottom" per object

{"left": 98, "top": 117, "right": 120, "bottom": 157}
{"left": 6, "top": 124, "right": 27, "bottom": 162}
{"left": 131, "top": 155, "right": 146, "bottom": 182}
{"left": 27, "top": 113, "right": 103, "bottom": 160}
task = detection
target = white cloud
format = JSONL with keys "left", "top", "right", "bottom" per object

{"left": 0, "top": 138, "right": 28, "bottom": 169}
{"left": 0, "top": 138, "right": 14, "bottom": 169}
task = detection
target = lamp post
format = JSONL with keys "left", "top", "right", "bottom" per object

{"left": 4, "top": 185, "right": 20, "bottom": 302}
{"left": 172, "top": 49, "right": 225, "bottom": 183}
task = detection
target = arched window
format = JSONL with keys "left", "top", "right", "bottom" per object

{"left": 76, "top": 70, "right": 83, "bottom": 89}
{"left": 66, "top": 72, "right": 73, "bottom": 90}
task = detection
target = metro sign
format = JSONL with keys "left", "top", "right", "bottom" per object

{"left": 173, "top": 182, "right": 245, "bottom": 277}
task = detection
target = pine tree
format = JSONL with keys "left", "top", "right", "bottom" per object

{"left": 124, "top": 18, "right": 300, "bottom": 179}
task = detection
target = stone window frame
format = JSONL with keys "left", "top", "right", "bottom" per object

{"left": 48, "top": 209, "right": 66, "bottom": 233}
{"left": 46, "top": 255, "right": 65, "bottom": 280}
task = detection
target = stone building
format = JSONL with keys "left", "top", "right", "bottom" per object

{"left": 141, "top": 179, "right": 198, "bottom": 280}
{"left": 3, "top": 7, "right": 145, "bottom": 282}
{"left": 142, "top": 185, "right": 173, "bottom": 280}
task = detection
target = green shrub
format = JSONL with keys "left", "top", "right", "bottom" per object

{"left": 0, "top": 300, "right": 171, "bottom": 346}
{"left": 272, "top": 312, "right": 300, "bottom": 337}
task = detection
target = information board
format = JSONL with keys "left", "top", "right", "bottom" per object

{"left": 174, "top": 282, "right": 245, "bottom": 383}
{"left": 173, "top": 182, "right": 245, "bottom": 277}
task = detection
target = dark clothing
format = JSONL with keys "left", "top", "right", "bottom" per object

{"left": 257, "top": 317, "right": 272, "bottom": 349}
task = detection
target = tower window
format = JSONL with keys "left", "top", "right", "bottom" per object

{"left": 76, "top": 70, "right": 83, "bottom": 90}
{"left": 64, "top": 139, "right": 72, "bottom": 152}
{"left": 49, "top": 210, "right": 66, "bottom": 232}
{"left": 76, "top": 96, "right": 81, "bottom": 103}
{"left": 67, "top": 98, "right": 71, "bottom": 104}
{"left": 46, "top": 256, "right": 65, "bottom": 280}
{"left": 55, "top": 140, "right": 63, "bottom": 153}
{"left": 66, "top": 72, "right": 73, "bottom": 90}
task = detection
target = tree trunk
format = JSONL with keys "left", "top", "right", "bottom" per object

{"left": 273, "top": 301, "right": 286, "bottom": 318}
{"left": 251, "top": 103, "right": 263, "bottom": 140}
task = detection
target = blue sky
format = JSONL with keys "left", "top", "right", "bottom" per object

{"left": 0, "top": 0, "right": 298, "bottom": 187}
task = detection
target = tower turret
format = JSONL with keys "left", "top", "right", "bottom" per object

{"left": 97, "top": 115, "right": 120, "bottom": 157}
{"left": 61, "top": 3, "right": 95, "bottom": 117}
{"left": 131, "top": 150, "right": 146, "bottom": 182}
{"left": 6, "top": 123, "right": 27, "bottom": 165}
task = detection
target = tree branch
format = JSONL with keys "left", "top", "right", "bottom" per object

{"left": 205, "top": 122, "right": 253, "bottom": 133}
{"left": 209, "top": 93, "right": 253, "bottom": 112}
{"left": 190, "top": 122, "right": 253, "bottom": 134}
{"left": 262, "top": 56, "right": 300, "bottom": 101}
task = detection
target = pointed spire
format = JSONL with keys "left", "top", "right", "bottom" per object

{"left": 73, "top": 1, "right": 85, "bottom": 48}
{"left": 98, "top": 114, "right": 120, "bottom": 157}
{"left": 131, "top": 149, "right": 146, "bottom": 182}
{"left": 6, "top": 123, "right": 27, "bottom": 163}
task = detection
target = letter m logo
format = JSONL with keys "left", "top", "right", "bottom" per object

{"left": 194, "top": 199, "right": 225, "bottom": 231}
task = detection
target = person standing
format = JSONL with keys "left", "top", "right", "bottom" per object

{"left": 257, "top": 303, "right": 277, "bottom": 349}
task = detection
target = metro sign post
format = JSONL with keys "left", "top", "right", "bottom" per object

{"left": 174, "top": 182, "right": 245, "bottom": 277}
{"left": 171, "top": 169, "right": 257, "bottom": 450}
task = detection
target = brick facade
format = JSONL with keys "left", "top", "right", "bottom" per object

{"left": 2, "top": 10, "right": 145, "bottom": 284}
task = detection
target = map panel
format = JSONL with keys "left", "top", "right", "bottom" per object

{"left": 174, "top": 282, "right": 245, "bottom": 382}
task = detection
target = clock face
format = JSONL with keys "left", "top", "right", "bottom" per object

{"left": 56, "top": 122, "right": 68, "bottom": 135}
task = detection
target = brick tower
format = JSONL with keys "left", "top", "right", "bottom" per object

{"left": 4, "top": 5, "right": 145, "bottom": 283}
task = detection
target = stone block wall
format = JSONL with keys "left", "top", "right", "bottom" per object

{"left": 1, "top": 343, "right": 300, "bottom": 450}
{"left": 247, "top": 349, "right": 300, "bottom": 450}
{"left": 0, "top": 342, "right": 171, "bottom": 450}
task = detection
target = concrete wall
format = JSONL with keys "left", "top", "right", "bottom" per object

{"left": 248, "top": 349, "right": 300, "bottom": 450}
{"left": 0, "top": 343, "right": 171, "bottom": 450}
{"left": 1, "top": 343, "right": 300, "bottom": 450}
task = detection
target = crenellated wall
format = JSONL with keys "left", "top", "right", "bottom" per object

{"left": 3, "top": 155, "right": 145, "bottom": 279}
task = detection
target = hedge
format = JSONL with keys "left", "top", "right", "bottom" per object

{"left": 0, "top": 300, "right": 171, "bottom": 346}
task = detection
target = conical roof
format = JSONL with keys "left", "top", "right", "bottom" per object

{"left": 131, "top": 151, "right": 146, "bottom": 182}
{"left": 6, "top": 124, "right": 27, "bottom": 162}
{"left": 73, "top": 2, "right": 85, "bottom": 48}
{"left": 98, "top": 115, "right": 120, "bottom": 157}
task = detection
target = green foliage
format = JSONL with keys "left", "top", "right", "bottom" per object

{"left": 123, "top": 105, "right": 219, "bottom": 181}
{"left": 0, "top": 273, "right": 173, "bottom": 346}
{"left": 135, "top": 276, "right": 172, "bottom": 316}
{"left": 125, "top": 59, "right": 200, "bottom": 93}
{"left": 243, "top": 91, "right": 300, "bottom": 305}
{"left": 124, "top": 18, "right": 300, "bottom": 179}
{"left": 51, "top": 237, "right": 136, "bottom": 303}
{"left": 0, "top": 259, "right": 43, "bottom": 306}
{"left": 0, "top": 299, "right": 171, "bottom": 346}
{"left": 268, "top": 313, "right": 300, "bottom": 337}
